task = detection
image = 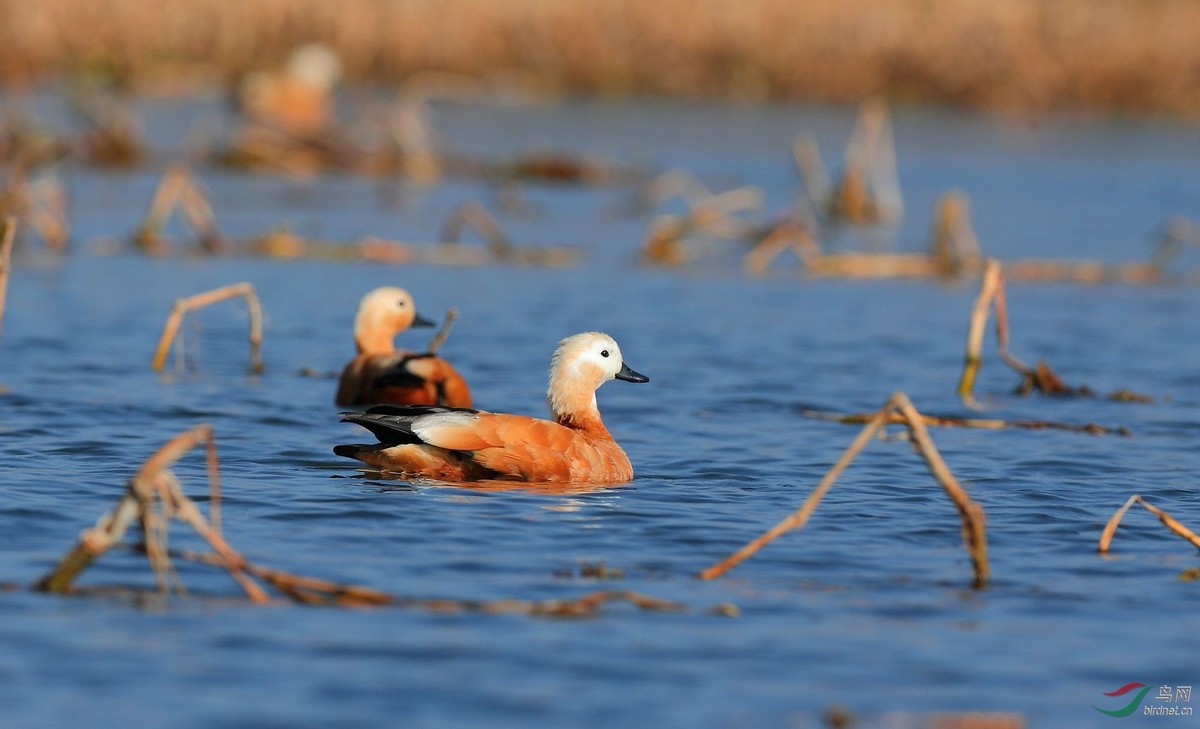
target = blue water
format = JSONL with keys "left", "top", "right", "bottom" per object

{"left": 1, "top": 96, "right": 1199, "bottom": 728}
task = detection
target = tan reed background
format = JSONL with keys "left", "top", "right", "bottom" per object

{"left": 0, "top": 0, "right": 1198, "bottom": 113}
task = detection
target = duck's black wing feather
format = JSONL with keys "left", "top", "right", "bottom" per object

{"left": 339, "top": 404, "right": 481, "bottom": 444}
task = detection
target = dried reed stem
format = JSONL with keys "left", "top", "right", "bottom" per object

{"left": 793, "top": 134, "right": 831, "bottom": 211}
{"left": 151, "top": 282, "right": 264, "bottom": 374}
{"left": 440, "top": 200, "right": 512, "bottom": 258}
{"left": 1098, "top": 494, "right": 1200, "bottom": 554}
{"left": 958, "top": 258, "right": 1003, "bottom": 399}
{"left": 25, "top": 172, "right": 70, "bottom": 252}
{"left": 892, "top": 394, "right": 989, "bottom": 587}
{"left": 698, "top": 402, "right": 889, "bottom": 581}
{"left": 426, "top": 308, "right": 458, "bottom": 354}
{"left": 830, "top": 100, "right": 901, "bottom": 225}
{"left": 0, "top": 216, "right": 16, "bottom": 342}
{"left": 700, "top": 391, "right": 989, "bottom": 588}
{"left": 743, "top": 217, "right": 821, "bottom": 275}
{"left": 34, "top": 424, "right": 218, "bottom": 594}
{"left": 931, "top": 190, "right": 981, "bottom": 275}
{"left": 634, "top": 168, "right": 712, "bottom": 212}
{"left": 640, "top": 186, "right": 764, "bottom": 266}
{"left": 36, "top": 426, "right": 685, "bottom": 612}
{"left": 133, "top": 165, "right": 223, "bottom": 254}
{"left": 1098, "top": 494, "right": 1140, "bottom": 554}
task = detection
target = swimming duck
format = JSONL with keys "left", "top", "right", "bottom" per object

{"left": 238, "top": 43, "right": 343, "bottom": 138}
{"left": 335, "top": 331, "right": 648, "bottom": 483}
{"left": 334, "top": 287, "right": 472, "bottom": 408}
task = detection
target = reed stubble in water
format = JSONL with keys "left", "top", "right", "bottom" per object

{"left": 151, "top": 282, "right": 264, "bottom": 374}
{"left": 1099, "top": 495, "right": 1200, "bottom": 555}
{"left": 32, "top": 427, "right": 683, "bottom": 613}
{"left": 700, "top": 391, "right": 990, "bottom": 588}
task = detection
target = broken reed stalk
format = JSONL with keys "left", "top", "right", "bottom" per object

{"left": 133, "top": 165, "right": 222, "bottom": 254}
{"left": 830, "top": 100, "right": 902, "bottom": 225}
{"left": 793, "top": 134, "right": 832, "bottom": 212}
{"left": 33, "top": 425, "right": 234, "bottom": 595}
{"left": 426, "top": 308, "right": 458, "bottom": 354}
{"left": 34, "top": 426, "right": 683, "bottom": 612}
{"left": 24, "top": 172, "right": 70, "bottom": 253}
{"left": 957, "top": 258, "right": 1040, "bottom": 400}
{"left": 151, "top": 282, "right": 264, "bottom": 374}
{"left": 699, "top": 391, "right": 989, "bottom": 588}
{"left": 958, "top": 258, "right": 1005, "bottom": 399}
{"left": 930, "top": 190, "right": 982, "bottom": 275}
{"left": 35, "top": 424, "right": 358, "bottom": 605}
{"left": 1098, "top": 494, "right": 1200, "bottom": 554}
{"left": 439, "top": 200, "right": 512, "bottom": 258}
{"left": 0, "top": 216, "right": 15, "bottom": 342}
{"left": 892, "top": 395, "right": 989, "bottom": 585}
{"left": 743, "top": 217, "right": 822, "bottom": 275}
{"left": 634, "top": 168, "right": 712, "bottom": 212}
{"left": 640, "top": 186, "right": 765, "bottom": 266}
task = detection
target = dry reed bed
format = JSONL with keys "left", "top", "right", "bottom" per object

{"left": 2, "top": 1, "right": 1200, "bottom": 114}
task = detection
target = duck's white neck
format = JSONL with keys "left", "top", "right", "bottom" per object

{"left": 355, "top": 310, "right": 397, "bottom": 354}
{"left": 547, "top": 364, "right": 609, "bottom": 435}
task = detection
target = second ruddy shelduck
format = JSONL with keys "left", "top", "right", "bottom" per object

{"left": 334, "top": 286, "right": 472, "bottom": 408}
{"left": 335, "top": 332, "right": 649, "bottom": 483}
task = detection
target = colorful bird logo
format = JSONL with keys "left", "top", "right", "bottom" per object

{"left": 1094, "top": 683, "right": 1152, "bottom": 717}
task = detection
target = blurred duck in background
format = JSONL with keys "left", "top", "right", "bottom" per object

{"left": 335, "top": 286, "right": 473, "bottom": 408}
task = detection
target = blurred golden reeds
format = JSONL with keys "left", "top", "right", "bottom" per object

{"left": 0, "top": 1, "right": 1199, "bottom": 114}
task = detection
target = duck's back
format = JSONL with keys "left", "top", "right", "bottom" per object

{"left": 336, "top": 352, "right": 472, "bottom": 407}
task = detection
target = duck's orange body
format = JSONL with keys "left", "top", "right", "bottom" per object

{"left": 336, "top": 332, "right": 648, "bottom": 484}
{"left": 334, "top": 287, "right": 472, "bottom": 408}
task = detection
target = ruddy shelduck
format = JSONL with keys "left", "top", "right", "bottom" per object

{"left": 335, "top": 332, "right": 649, "bottom": 483}
{"left": 334, "top": 286, "right": 472, "bottom": 408}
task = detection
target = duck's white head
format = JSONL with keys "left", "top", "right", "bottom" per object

{"left": 354, "top": 286, "right": 435, "bottom": 353}
{"left": 547, "top": 332, "right": 648, "bottom": 424}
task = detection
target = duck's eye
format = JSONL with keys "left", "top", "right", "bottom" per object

{"left": 396, "top": 300, "right": 407, "bottom": 308}
{"left": 600, "top": 349, "right": 610, "bottom": 358}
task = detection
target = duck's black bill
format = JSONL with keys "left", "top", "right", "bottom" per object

{"left": 615, "top": 363, "right": 649, "bottom": 383}
{"left": 412, "top": 312, "right": 437, "bottom": 328}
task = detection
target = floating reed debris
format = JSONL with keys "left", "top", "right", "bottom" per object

{"left": 482, "top": 151, "right": 643, "bottom": 187}
{"left": 742, "top": 215, "right": 822, "bottom": 275}
{"left": 434, "top": 200, "right": 578, "bottom": 266}
{"left": 1098, "top": 494, "right": 1200, "bottom": 556}
{"left": 34, "top": 425, "right": 389, "bottom": 605}
{"left": 0, "top": 165, "right": 70, "bottom": 253}
{"left": 68, "top": 85, "right": 145, "bottom": 168}
{"left": 34, "top": 425, "right": 682, "bottom": 614}
{"left": 795, "top": 100, "right": 902, "bottom": 227}
{"left": 930, "top": 190, "right": 982, "bottom": 276}
{"left": 440, "top": 200, "right": 512, "bottom": 258}
{"left": 700, "top": 391, "right": 989, "bottom": 588}
{"left": 0, "top": 109, "right": 70, "bottom": 169}
{"left": 151, "top": 282, "right": 264, "bottom": 374}
{"left": 1153, "top": 215, "right": 1200, "bottom": 275}
{"left": 799, "top": 406, "right": 1128, "bottom": 436}
{"left": 132, "top": 164, "right": 223, "bottom": 255}
{"left": 640, "top": 186, "right": 764, "bottom": 265}
{"left": 954, "top": 258, "right": 1152, "bottom": 401}
{"left": 627, "top": 168, "right": 712, "bottom": 215}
